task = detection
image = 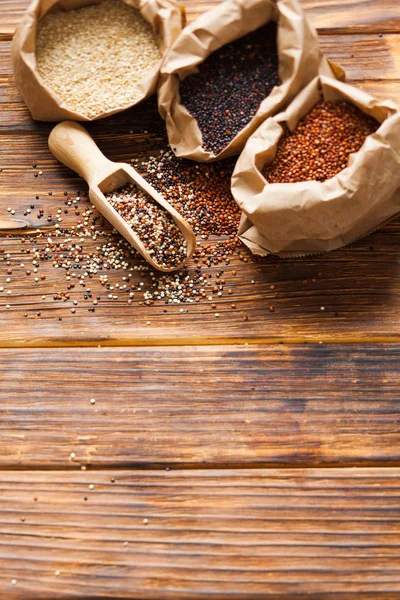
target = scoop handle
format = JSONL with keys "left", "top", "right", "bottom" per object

{"left": 48, "top": 121, "right": 114, "bottom": 186}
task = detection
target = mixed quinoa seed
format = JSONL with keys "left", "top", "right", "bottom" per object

{"left": 179, "top": 22, "right": 281, "bottom": 156}
{"left": 1, "top": 149, "right": 252, "bottom": 317}
{"left": 36, "top": 0, "right": 161, "bottom": 118}
{"left": 131, "top": 152, "right": 240, "bottom": 236}
{"left": 105, "top": 183, "right": 188, "bottom": 269}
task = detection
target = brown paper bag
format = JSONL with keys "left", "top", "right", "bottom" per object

{"left": 12, "top": 0, "right": 185, "bottom": 122}
{"left": 158, "top": 0, "right": 334, "bottom": 163}
{"left": 231, "top": 75, "right": 400, "bottom": 257}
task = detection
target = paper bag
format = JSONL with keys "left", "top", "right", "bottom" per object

{"left": 231, "top": 75, "right": 400, "bottom": 257}
{"left": 158, "top": 0, "right": 334, "bottom": 162}
{"left": 12, "top": 0, "right": 185, "bottom": 122}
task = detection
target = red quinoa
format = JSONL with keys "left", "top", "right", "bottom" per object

{"left": 263, "top": 100, "right": 379, "bottom": 184}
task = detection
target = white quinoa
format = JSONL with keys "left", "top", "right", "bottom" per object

{"left": 36, "top": 0, "right": 161, "bottom": 118}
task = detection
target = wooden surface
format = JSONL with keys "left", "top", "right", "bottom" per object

{"left": 1, "top": 344, "right": 400, "bottom": 469}
{"left": 0, "top": 31, "right": 400, "bottom": 345}
{"left": 2, "top": 468, "right": 400, "bottom": 599}
{"left": 1, "top": 0, "right": 400, "bottom": 37}
{"left": 1, "top": 0, "right": 400, "bottom": 597}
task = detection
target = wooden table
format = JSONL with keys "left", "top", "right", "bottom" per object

{"left": 1, "top": 1, "right": 400, "bottom": 597}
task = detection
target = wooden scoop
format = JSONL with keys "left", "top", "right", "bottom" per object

{"left": 48, "top": 121, "right": 196, "bottom": 272}
{"left": 0, "top": 218, "right": 29, "bottom": 231}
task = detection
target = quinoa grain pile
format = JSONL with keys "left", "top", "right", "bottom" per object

{"left": 36, "top": 0, "right": 161, "bottom": 118}
{"left": 131, "top": 151, "right": 241, "bottom": 236}
{"left": 263, "top": 100, "right": 379, "bottom": 184}
{"left": 179, "top": 22, "right": 281, "bottom": 156}
{"left": 106, "top": 182, "right": 187, "bottom": 269}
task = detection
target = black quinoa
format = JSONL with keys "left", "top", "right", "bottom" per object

{"left": 179, "top": 21, "right": 281, "bottom": 156}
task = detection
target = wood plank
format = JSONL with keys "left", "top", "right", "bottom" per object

{"left": 4, "top": 29, "right": 387, "bottom": 82}
{"left": 1, "top": 0, "right": 400, "bottom": 39}
{"left": 1, "top": 344, "right": 400, "bottom": 468}
{"left": 1, "top": 34, "right": 399, "bottom": 131}
{"left": 1, "top": 230, "right": 400, "bottom": 346}
{"left": 1, "top": 468, "right": 400, "bottom": 598}
{"left": 5, "top": 77, "right": 400, "bottom": 132}
{"left": 187, "top": 1, "right": 400, "bottom": 34}
{"left": 301, "top": 0, "right": 400, "bottom": 34}
{"left": 321, "top": 33, "right": 400, "bottom": 82}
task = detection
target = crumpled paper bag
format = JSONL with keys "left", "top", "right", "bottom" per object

{"left": 12, "top": 0, "right": 185, "bottom": 121}
{"left": 158, "top": 0, "right": 336, "bottom": 162}
{"left": 231, "top": 75, "right": 400, "bottom": 257}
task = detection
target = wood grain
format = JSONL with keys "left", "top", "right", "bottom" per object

{"left": 301, "top": 0, "right": 400, "bottom": 34}
{"left": 1, "top": 0, "right": 400, "bottom": 39}
{"left": 1, "top": 468, "right": 400, "bottom": 598}
{"left": 0, "top": 0, "right": 399, "bottom": 597}
{"left": 1, "top": 344, "right": 400, "bottom": 468}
